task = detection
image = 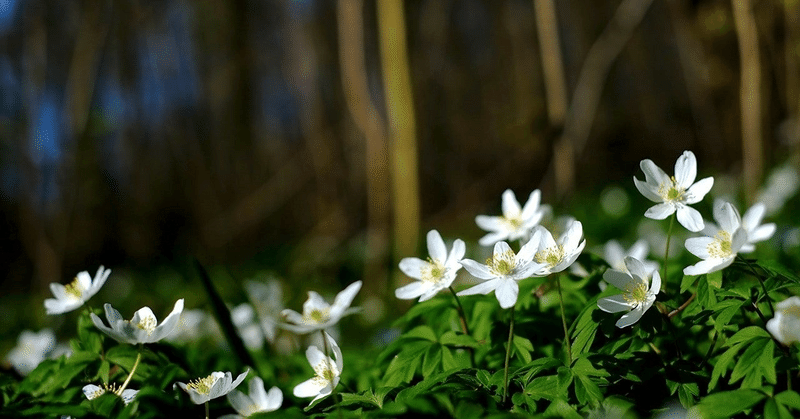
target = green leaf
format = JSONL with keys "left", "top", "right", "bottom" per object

{"left": 758, "top": 339, "right": 777, "bottom": 385}
{"left": 678, "top": 383, "right": 699, "bottom": 408}
{"left": 339, "top": 388, "right": 389, "bottom": 409}
{"left": 574, "top": 374, "right": 603, "bottom": 406}
{"left": 526, "top": 375, "right": 561, "bottom": 401}
{"left": 776, "top": 391, "right": 800, "bottom": 410}
{"left": 687, "top": 389, "right": 766, "bottom": 419}
{"left": 730, "top": 338, "right": 768, "bottom": 386}
{"left": 439, "top": 331, "right": 478, "bottom": 348}
{"left": 707, "top": 270, "right": 723, "bottom": 288}
{"left": 512, "top": 335, "right": 533, "bottom": 363}
{"left": 544, "top": 398, "right": 583, "bottom": 419}
{"left": 572, "top": 357, "right": 609, "bottom": 378}
{"left": 382, "top": 341, "right": 430, "bottom": 387}
{"left": 709, "top": 345, "right": 742, "bottom": 391}
{"left": 727, "top": 326, "right": 771, "bottom": 346}
{"left": 521, "top": 357, "right": 563, "bottom": 384}
{"left": 764, "top": 398, "right": 794, "bottom": 419}
{"left": 422, "top": 344, "right": 441, "bottom": 377}
{"left": 681, "top": 274, "right": 698, "bottom": 293}
{"left": 714, "top": 299, "right": 745, "bottom": 333}
{"left": 404, "top": 325, "right": 438, "bottom": 342}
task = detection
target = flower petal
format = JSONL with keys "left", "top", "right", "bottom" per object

{"left": 460, "top": 259, "right": 495, "bottom": 279}
{"left": 152, "top": 299, "right": 184, "bottom": 342}
{"left": 674, "top": 151, "right": 697, "bottom": 188}
{"left": 645, "top": 203, "right": 676, "bottom": 220}
{"left": 426, "top": 230, "right": 447, "bottom": 262}
{"left": 603, "top": 269, "right": 636, "bottom": 292}
{"left": 685, "top": 237, "right": 714, "bottom": 259}
{"left": 457, "top": 279, "right": 500, "bottom": 296}
{"left": 676, "top": 206, "right": 704, "bottom": 232}
{"left": 293, "top": 377, "right": 325, "bottom": 398}
{"left": 494, "top": 279, "right": 519, "bottom": 309}
{"left": 597, "top": 295, "right": 633, "bottom": 313}
{"left": 501, "top": 189, "right": 522, "bottom": 217}
{"left": 398, "top": 258, "right": 428, "bottom": 280}
{"left": 685, "top": 177, "right": 714, "bottom": 204}
{"left": 446, "top": 239, "right": 467, "bottom": 267}
{"left": 395, "top": 281, "right": 428, "bottom": 300}
{"left": 640, "top": 159, "right": 670, "bottom": 187}
{"left": 634, "top": 176, "right": 662, "bottom": 203}
{"left": 615, "top": 306, "right": 645, "bottom": 328}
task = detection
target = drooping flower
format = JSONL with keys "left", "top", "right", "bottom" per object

{"left": 597, "top": 256, "right": 661, "bottom": 328}
{"left": 83, "top": 383, "right": 139, "bottom": 405}
{"left": 767, "top": 297, "right": 800, "bottom": 345}
{"left": 634, "top": 150, "right": 714, "bottom": 232}
{"left": 5, "top": 329, "right": 67, "bottom": 375}
{"left": 176, "top": 370, "right": 249, "bottom": 405}
{"left": 475, "top": 189, "right": 545, "bottom": 246}
{"left": 458, "top": 240, "right": 539, "bottom": 309}
{"left": 683, "top": 201, "right": 748, "bottom": 275}
{"left": 293, "top": 332, "right": 342, "bottom": 405}
{"left": 245, "top": 278, "right": 284, "bottom": 343}
{"left": 396, "top": 229, "right": 466, "bottom": 302}
{"left": 739, "top": 202, "right": 776, "bottom": 252}
{"left": 280, "top": 281, "right": 362, "bottom": 334}
{"left": 91, "top": 299, "right": 184, "bottom": 344}
{"left": 528, "top": 221, "right": 586, "bottom": 276}
{"left": 44, "top": 266, "right": 111, "bottom": 315}
{"left": 220, "top": 377, "right": 282, "bottom": 418}
{"left": 601, "top": 239, "right": 659, "bottom": 275}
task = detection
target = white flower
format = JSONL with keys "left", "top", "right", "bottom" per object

{"left": 6, "top": 329, "right": 58, "bottom": 375}
{"left": 739, "top": 202, "right": 776, "bottom": 252}
{"left": 44, "top": 266, "right": 111, "bottom": 315}
{"left": 634, "top": 150, "right": 714, "bottom": 232}
{"left": 293, "top": 332, "right": 342, "bottom": 405}
{"left": 528, "top": 221, "right": 587, "bottom": 276}
{"left": 231, "top": 303, "right": 265, "bottom": 350}
{"left": 91, "top": 299, "right": 184, "bottom": 344}
{"left": 475, "top": 189, "right": 545, "bottom": 246}
{"left": 82, "top": 383, "right": 139, "bottom": 405}
{"left": 221, "top": 377, "right": 282, "bottom": 418}
{"left": 245, "top": 278, "right": 284, "bottom": 343}
{"left": 602, "top": 239, "right": 659, "bottom": 274}
{"left": 166, "top": 309, "right": 213, "bottom": 343}
{"left": 683, "top": 201, "right": 748, "bottom": 275}
{"left": 767, "top": 297, "right": 800, "bottom": 345}
{"left": 176, "top": 370, "right": 248, "bottom": 405}
{"left": 756, "top": 163, "right": 799, "bottom": 216}
{"left": 281, "top": 281, "right": 362, "bottom": 334}
{"left": 597, "top": 257, "right": 661, "bottom": 328}
{"left": 396, "top": 230, "right": 466, "bottom": 302}
{"left": 458, "top": 240, "right": 539, "bottom": 309}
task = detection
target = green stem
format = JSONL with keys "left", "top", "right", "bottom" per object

{"left": 204, "top": 401, "right": 209, "bottom": 419}
{"left": 449, "top": 286, "right": 472, "bottom": 336}
{"left": 116, "top": 349, "right": 142, "bottom": 396}
{"left": 503, "top": 305, "right": 516, "bottom": 404}
{"left": 556, "top": 276, "right": 572, "bottom": 364}
{"left": 741, "top": 257, "right": 775, "bottom": 315}
{"left": 663, "top": 213, "right": 675, "bottom": 285}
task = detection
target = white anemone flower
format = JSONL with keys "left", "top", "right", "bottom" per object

{"left": 528, "top": 221, "right": 587, "bottom": 276}
{"left": 231, "top": 303, "right": 265, "bottom": 350}
{"left": 45, "top": 266, "right": 111, "bottom": 315}
{"left": 280, "top": 281, "right": 362, "bottom": 334}
{"left": 245, "top": 278, "right": 284, "bottom": 343}
{"left": 221, "top": 377, "right": 282, "bottom": 418}
{"left": 293, "top": 332, "right": 342, "bottom": 405}
{"left": 176, "top": 370, "right": 249, "bottom": 405}
{"left": 83, "top": 383, "right": 138, "bottom": 405}
{"left": 739, "top": 202, "right": 776, "bottom": 252}
{"left": 683, "top": 201, "right": 748, "bottom": 276}
{"left": 475, "top": 189, "right": 545, "bottom": 246}
{"left": 396, "top": 230, "right": 466, "bottom": 302}
{"left": 634, "top": 150, "right": 714, "bottom": 232}
{"left": 6, "top": 329, "right": 59, "bottom": 375}
{"left": 598, "top": 257, "right": 661, "bottom": 327}
{"left": 91, "top": 299, "right": 184, "bottom": 344}
{"left": 458, "top": 240, "right": 539, "bottom": 309}
{"left": 767, "top": 297, "right": 800, "bottom": 345}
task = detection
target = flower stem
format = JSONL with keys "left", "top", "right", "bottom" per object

{"left": 503, "top": 304, "right": 516, "bottom": 404}
{"left": 556, "top": 275, "right": 572, "bottom": 364}
{"left": 663, "top": 213, "right": 675, "bottom": 285}
{"left": 116, "top": 349, "right": 142, "bottom": 396}
{"left": 204, "top": 401, "right": 209, "bottom": 419}
{"left": 448, "top": 286, "right": 471, "bottom": 336}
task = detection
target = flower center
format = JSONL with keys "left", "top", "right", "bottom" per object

{"left": 305, "top": 308, "right": 331, "bottom": 325}
{"left": 658, "top": 176, "right": 687, "bottom": 203}
{"left": 707, "top": 231, "right": 733, "bottom": 258}
{"left": 64, "top": 277, "right": 84, "bottom": 299}
{"left": 534, "top": 245, "right": 565, "bottom": 268}
{"left": 504, "top": 216, "right": 523, "bottom": 231}
{"left": 487, "top": 250, "right": 517, "bottom": 276}
{"left": 623, "top": 281, "right": 649, "bottom": 307}
{"left": 312, "top": 358, "right": 339, "bottom": 386}
{"left": 134, "top": 315, "right": 157, "bottom": 335}
{"left": 187, "top": 374, "right": 217, "bottom": 395}
{"left": 420, "top": 258, "right": 446, "bottom": 283}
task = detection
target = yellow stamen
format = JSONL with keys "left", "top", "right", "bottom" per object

{"left": 304, "top": 308, "right": 331, "bottom": 325}
{"left": 420, "top": 258, "right": 446, "bottom": 283}
{"left": 487, "top": 250, "right": 517, "bottom": 276}
{"left": 134, "top": 316, "right": 157, "bottom": 335}
{"left": 658, "top": 176, "right": 687, "bottom": 203}
{"left": 623, "top": 281, "right": 649, "bottom": 307}
{"left": 707, "top": 231, "right": 733, "bottom": 258}
{"left": 187, "top": 374, "right": 217, "bottom": 395}
{"left": 64, "top": 277, "right": 84, "bottom": 299}
{"left": 534, "top": 245, "right": 565, "bottom": 268}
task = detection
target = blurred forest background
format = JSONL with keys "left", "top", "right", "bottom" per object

{"left": 1, "top": 0, "right": 799, "bottom": 345}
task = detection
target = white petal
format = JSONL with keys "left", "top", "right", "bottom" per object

{"left": 460, "top": 259, "right": 495, "bottom": 280}
{"left": 645, "top": 203, "right": 676, "bottom": 220}
{"left": 683, "top": 258, "right": 728, "bottom": 276}
{"left": 395, "top": 281, "right": 428, "bottom": 300}
{"left": 264, "top": 386, "right": 283, "bottom": 410}
{"left": 227, "top": 390, "right": 253, "bottom": 415}
{"left": 674, "top": 151, "right": 697, "bottom": 188}
{"left": 152, "top": 299, "right": 184, "bottom": 342}
{"left": 45, "top": 298, "right": 80, "bottom": 315}
{"left": 303, "top": 292, "right": 331, "bottom": 315}
{"left": 501, "top": 189, "right": 522, "bottom": 217}
{"left": 82, "top": 384, "right": 104, "bottom": 400}
{"left": 294, "top": 378, "right": 324, "bottom": 398}
{"left": 634, "top": 176, "right": 662, "bottom": 203}
{"left": 331, "top": 281, "right": 362, "bottom": 315}
{"left": 640, "top": 159, "right": 670, "bottom": 187}
{"left": 398, "top": 258, "right": 428, "bottom": 280}
{"left": 478, "top": 231, "right": 507, "bottom": 247}
{"left": 749, "top": 224, "right": 776, "bottom": 243}
{"left": 603, "top": 269, "right": 636, "bottom": 292}
{"left": 685, "top": 236, "right": 714, "bottom": 258}
{"left": 445, "top": 239, "right": 466, "bottom": 267}
{"left": 650, "top": 271, "right": 661, "bottom": 294}
{"left": 520, "top": 190, "right": 542, "bottom": 219}
{"left": 685, "top": 177, "right": 714, "bottom": 204}
{"left": 623, "top": 257, "right": 648, "bottom": 280}
{"left": 597, "top": 295, "right": 633, "bottom": 313}
{"left": 742, "top": 203, "right": 766, "bottom": 229}
{"left": 603, "top": 240, "right": 625, "bottom": 267}
{"left": 494, "top": 279, "right": 519, "bottom": 309}
{"left": 615, "top": 306, "right": 645, "bottom": 328}
{"left": 305, "top": 345, "right": 326, "bottom": 368}
{"left": 457, "top": 279, "right": 500, "bottom": 296}
{"left": 475, "top": 215, "right": 504, "bottom": 232}
{"left": 426, "top": 230, "right": 447, "bottom": 262}
{"left": 715, "top": 201, "right": 741, "bottom": 232}
{"left": 676, "top": 206, "right": 704, "bottom": 232}
{"left": 628, "top": 240, "right": 650, "bottom": 261}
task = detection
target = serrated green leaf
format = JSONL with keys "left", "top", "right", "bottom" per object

{"left": 727, "top": 326, "right": 771, "bottom": 346}
{"left": 686, "top": 389, "right": 765, "bottom": 419}
{"left": 382, "top": 341, "right": 430, "bottom": 387}
{"left": 544, "top": 398, "right": 583, "bottom": 419}
{"left": 730, "top": 338, "right": 768, "bottom": 385}
{"left": 707, "top": 270, "right": 723, "bottom": 288}
{"left": 572, "top": 357, "right": 610, "bottom": 378}
{"left": 678, "top": 383, "right": 699, "bottom": 408}
{"left": 574, "top": 375, "right": 603, "bottom": 406}
{"left": 764, "top": 398, "right": 794, "bottom": 419}
{"left": 758, "top": 339, "right": 777, "bottom": 385}
{"left": 526, "top": 375, "right": 560, "bottom": 401}
{"left": 512, "top": 335, "right": 533, "bottom": 363}
{"left": 522, "top": 357, "right": 563, "bottom": 384}
{"left": 404, "top": 325, "right": 438, "bottom": 342}
{"left": 681, "top": 274, "right": 698, "bottom": 293}
{"left": 714, "top": 299, "right": 745, "bottom": 333}
{"left": 709, "top": 345, "right": 742, "bottom": 391}
{"left": 439, "top": 331, "right": 478, "bottom": 348}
